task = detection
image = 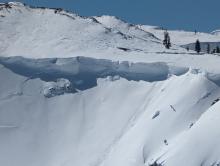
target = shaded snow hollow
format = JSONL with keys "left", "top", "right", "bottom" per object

{"left": 0, "top": 56, "right": 188, "bottom": 93}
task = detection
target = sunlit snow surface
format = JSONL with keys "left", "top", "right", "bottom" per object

{"left": 1, "top": 2, "right": 220, "bottom": 166}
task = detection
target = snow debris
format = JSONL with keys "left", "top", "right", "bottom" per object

{"left": 43, "top": 78, "right": 75, "bottom": 98}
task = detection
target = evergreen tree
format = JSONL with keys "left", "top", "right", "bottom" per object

{"left": 212, "top": 49, "right": 216, "bottom": 54}
{"left": 195, "top": 40, "right": 201, "bottom": 54}
{"left": 207, "top": 43, "right": 210, "bottom": 53}
{"left": 163, "top": 31, "right": 171, "bottom": 49}
{"left": 216, "top": 46, "right": 220, "bottom": 53}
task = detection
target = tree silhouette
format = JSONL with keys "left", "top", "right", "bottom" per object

{"left": 207, "top": 44, "right": 210, "bottom": 54}
{"left": 163, "top": 31, "right": 171, "bottom": 49}
{"left": 195, "top": 40, "right": 201, "bottom": 54}
{"left": 216, "top": 46, "right": 220, "bottom": 53}
{"left": 212, "top": 49, "right": 216, "bottom": 54}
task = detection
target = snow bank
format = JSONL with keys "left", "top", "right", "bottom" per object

{"left": 0, "top": 56, "right": 189, "bottom": 91}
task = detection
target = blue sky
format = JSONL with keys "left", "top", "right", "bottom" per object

{"left": 1, "top": 0, "right": 220, "bottom": 32}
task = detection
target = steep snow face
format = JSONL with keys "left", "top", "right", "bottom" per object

{"left": 100, "top": 71, "right": 220, "bottom": 166}
{"left": 1, "top": 59, "right": 220, "bottom": 166}
{"left": 160, "top": 101, "right": 220, "bottom": 166}
{"left": 0, "top": 2, "right": 171, "bottom": 58}
{"left": 141, "top": 25, "right": 220, "bottom": 45}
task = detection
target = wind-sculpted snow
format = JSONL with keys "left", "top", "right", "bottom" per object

{"left": 0, "top": 56, "right": 189, "bottom": 91}
{"left": 1, "top": 2, "right": 220, "bottom": 166}
{"left": 1, "top": 59, "right": 220, "bottom": 166}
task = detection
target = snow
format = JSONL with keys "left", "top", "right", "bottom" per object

{"left": 211, "top": 29, "right": 220, "bottom": 36}
{"left": 1, "top": 2, "right": 220, "bottom": 166}
{"left": 1, "top": 4, "right": 220, "bottom": 74}
{"left": 183, "top": 42, "right": 220, "bottom": 53}
{"left": 140, "top": 25, "right": 220, "bottom": 45}
{"left": 0, "top": 56, "right": 190, "bottom": 90}
{"left": 43, "top": 78, "right": 75, "bottom": 98}
{"left": 159, "top": 101, "right": 220, "bottom": 166}
{"left": 0, "top": 3, "right": 172, "bottom": 58}
{"left": 98, "top": 71, "right": 220, "bottom": 166}
{"left": 1, "top": 62, "right": 220, "bottom": 166}
{"left": 94, "top": 15, "right": 159, "bottom": 42}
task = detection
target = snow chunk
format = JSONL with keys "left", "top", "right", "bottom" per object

{"left": 43, "top": 78, "right": 75, "bottom": 98}
{"left": 8, "top": 2, "right": 24, "bottom": 6}
{"left": 211, "top": 30, "right": 220, "bottom": 36}
{"left": 106, "top": 75, "right": 121, "bottom": 82}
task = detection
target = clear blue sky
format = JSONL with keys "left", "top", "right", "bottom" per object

{"left": 1, "top": 0, "right": 220, "bottom": 32}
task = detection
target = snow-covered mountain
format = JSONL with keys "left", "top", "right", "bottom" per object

{"left": 141, "top": 25, "right": 220, "bottom": 45}
{"left": 1, "top": 2, "right": 220, "bottom": 166}
{"left": 0, "top": 2, "right": 174, "bottom": 58}
{"left": 140, "top": 25, "right": 220, "bottom": 53}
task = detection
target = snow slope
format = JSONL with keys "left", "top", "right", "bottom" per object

{"left": 1, "top": 2, "right": 220, "bottom": 73}
{"left": 0, "top": 2, "right": 172, "bottom": 58}
{"left": 1, "top": 2, "right": 220, "bottom": 166}
{"left": 1, "top": 57, "right": 220, "bottom": 166}
{"left": 1, "top": 3, "right": 220, "bottom": 72}
{"left": 94, "top": 15, "right": 159, "bottom": 42}
{"left": 140, "top": 25, "right": 220, "bottom": 46}
{"left": 183, "top": 42, "right": 220, "bottom": 53}
{"left": 211, "top": 29, "right": 220, "bottom": 36}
